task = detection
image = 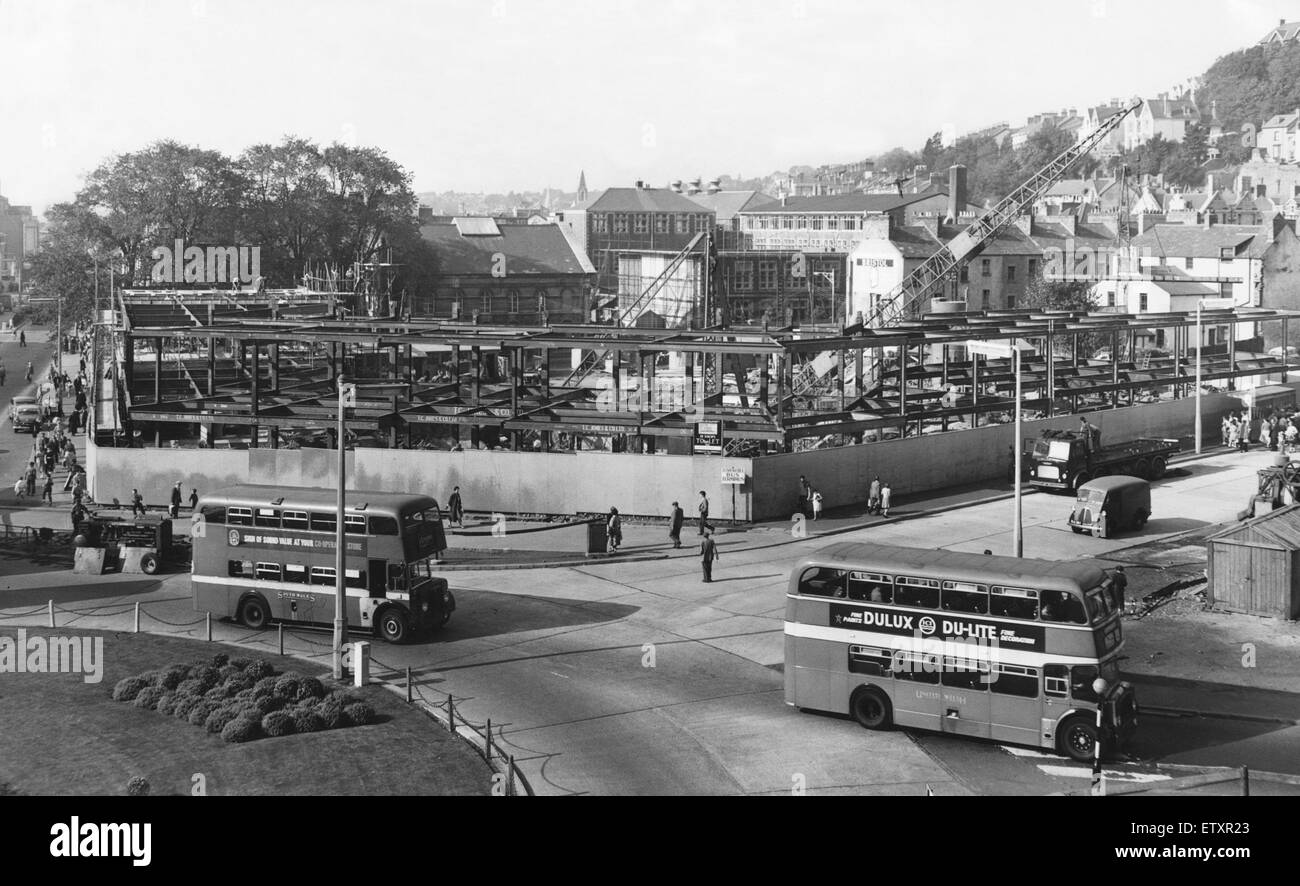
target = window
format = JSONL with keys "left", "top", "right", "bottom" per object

{"left": 1219, "top": 247, "right": 1234, "bottom": 260}
{"left": 734, "top": 261, "right": 754, "bottom": 291}
{"left": 508, "top": 290, "right": 520, "bottom": 314}
{"left": 228, "top": 559, "right": 252, "bottom": 578}
{"left": 310, "top": 512, "right": 336, "bottom": 532}
{"left": 758, "top": 261, "right": 778, "bottom": 291}
{"left": 848, "top": 646, "right": 894, "bottom": 677}
{"left": 981, "top": 259, "right": 991, "bottom": 277}
{"left": 676, "top": 214, "right": 689, "bottom": 234}
{"left": 654, "top": 214, "right": 669, "bottom": 234}
{"left": 200, "top": 505, "right": 226, "bottom": 525}
{"left": 982, "top": 289, "right": 990, "bottom": 304}
{"left": 991, "top": 665, "right": 1039, "bottom": 698}
{"left": 990, "top": 586, "right": 1039, "bottom": 620}
{"left": 282, "top": 510, "right": 308, "bottom": 531}
{"left": 1138, "top": 293, "right": 1148, "bottom": 312}
{"left": 613, "top": 214, "right": 628, "bottom": 234}
{"left": 798, "top": 567, "right": 847, "bottom": 598}
{"left": 893, "top": 651, "right": 940, "bottom": 684}
{"left": 284, "top": 564, "right": 307, "bottom": 584}
{"left": 959, "top": 266, "right": 969, "bottom": 283}
{"left": 480, "top": 291, "right": 491, "bottom": 314}
{"left": 1028, "top": 258, "right": 1038, "bottom": 278}
{"left": 1185, "top": 257, "right": 1194, "bottom": 270}
{"left": 592, "top": 214, "right": 608, "bottom": 234}
{"left": 692, "top": 214, "right": 710, "bottom": 233}
{"left": 847, "top": 572, "right": 893, "bottom": 602}
{"left": 941, "top": 581, "right": 989, "bottom": 614}
{"left": 227, "top": 507, "right": 253, "bottom": 526}
{"left": 1041, "top": 590, "right": 1087, "bottom": 624}
{"left": 1044, "top": 664, "right": 1070, "bottom": 697}
{"left": 310, "top": 566, "right": 335, "bottom": 585}
{"left": 369, "top": 515, "right": 400, "bottom": 535}
{"left": 1006, "top": 264, "right": 1017, "bottom": 282}
{"left": 254, "top": 508, "right": 280, "bottom": 528}
{"left": 344, "top": 514, "right": 367, "bottom": 534}
{"left": 942, "top": 658, "right": 991, "bottom": 691}
{"left": 1070, "top": 665, "right": 1101, "bottom": 701}
{"left": 1106, "top": 291, "right": 1115, "bottom": 307}
{"left": 1005, "top": 291, "right": 1016, "bottom": 310}
{"left": 255, "top": 562, "right": 281, "bottom": 582}
{"left": 894, "top": 576, "right": 940, "bottom": 609}
{"left": 633, "top": 214, "right": 649, "bottom": 234}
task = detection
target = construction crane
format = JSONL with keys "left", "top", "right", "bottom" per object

{"left": 561, "top": 232, "right": 708, "bottom": 387}
{"left": 863, "top": 99, "right": 1141, "bottom": 331}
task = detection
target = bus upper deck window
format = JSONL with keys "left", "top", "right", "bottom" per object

{"left": 284, "top": 564, "right": 307, "bottom": 584}
{"left": 369, "top": 516, "right": 400, "bottom": 535}
{"left": 991, "top": 587, "right": 1039, "bottom": 620}
{"left": 344, "top": 514, "right": 367, "bottom": 535}
{"left": 200, "top": 505, "right": 226, "bottom": 524}
{"left": 847, "top": 573, "right": 892, "bottom": 602}
{"left": 283, "top": 511, "right": 308, "bottom": 531}
{"left": 895, "top": 577, "right": 939, "bottom": 609}
{"left": 1040, "top": 591, "right": 1085, "bottom": 624}
{"left": 942, "top": 582, "right": 988, "bottom": 614}
{"left": 799, "top": 567, "right": 846, "bottom": 598}
{"left": 310, "top": 513, "right": 336, "bottom": 532}
{"left": 227, "top": 507, "right": 253, "bottom": 526}
{"left": 255, "top": 509, "right": 281, "bottom": 528}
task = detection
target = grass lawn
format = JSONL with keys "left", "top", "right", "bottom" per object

{"left": 0, "top": 628, "right": 488, "bottom": 796}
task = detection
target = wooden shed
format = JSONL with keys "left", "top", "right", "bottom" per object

{"left": 1207, "top": 506, "right": 1300, "bottom": 619}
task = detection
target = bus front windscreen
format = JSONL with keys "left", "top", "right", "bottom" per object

{"left": 403, "top": 509, "right": 446, "bottom": 561}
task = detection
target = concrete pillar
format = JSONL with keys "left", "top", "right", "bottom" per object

{"left": 270, "top": 342, "right": 280, "bottom": 393}
{"left": 207, "top": 337, "right": 216, "bottom": 397}
{"left": 153, "top": 336, "right": 163, "bottom": 405}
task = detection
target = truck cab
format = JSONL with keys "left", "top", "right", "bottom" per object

{"left": 1030, "top": 431, "right": 1088, "bottom": 490}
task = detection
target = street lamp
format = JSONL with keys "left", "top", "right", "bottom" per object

{"left": 333, "top": 374, "right": 357, "bottom": 681}
{"left": 967, "top": 337, "right": 1031, "bottom": 557}
{"left": 1195, "top": 297, "right": 1237, "bottom": 455}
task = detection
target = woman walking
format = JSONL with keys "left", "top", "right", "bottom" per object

{"left": 606, "top": 507, "right": 623, "bottom": 553}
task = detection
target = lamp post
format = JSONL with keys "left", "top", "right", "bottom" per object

{"left": 333, "top": 374, "right": 357, "bottom": 681}
{"left": 1195, "top": 297, "right": 1237, "bottom": 455}
{"left": 967, "top": 338, "right": 1028, "bottom": 557}
{"left": 1090, "top": 677, "right": 1109, "bottom": 796}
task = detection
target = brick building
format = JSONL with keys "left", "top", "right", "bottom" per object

{"left": 0, "top": 187, "right": 39, "bottom": 295}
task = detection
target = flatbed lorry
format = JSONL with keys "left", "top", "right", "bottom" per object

{"left": 1028, "top": 428, "right": 1179, "bottom": 492}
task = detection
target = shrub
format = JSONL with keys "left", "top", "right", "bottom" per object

{"left": 217, "top": 664, "right": 240, "bottom": 681}
{"left": 253, "top": 695, "right": 287, "bottom": 716}
{"left": 253, "top": 675, "right": 279, "bottom": 695}
{"left": 190, "top": 666, "right": 220, "bottom": 691}
{"left": 233, "top": 688, "right": 256, "bottom": 704}
{"left": 203, "top": 686, "right": 227, "bottom": 703}
{"left": 204, "top": 705, "right": 240, "bottom": 734}
{"left": 155, "top": 692, "right": 178, "bottom": 716}
{"left": 188, "top": 701, "right": 217, "bottom": 726}
{"left": 211, "top": 652, "right": 230, "bottom": 668}
{"left": 229, "top": 657, "right": 252, "bottom": 671}
{"left": 125, "top": 776, "right": 150, "bottom": 797}
{"left": 295, "top": 677, "right": 326, "bottom": 702}
{"left": 156, "top": 666, "right": 189, "bottom": 690}
{"left": 112, "top": 676, "right": 149, "bottom": 703}
{"left": 176, "top": 678, "right": 204, "bottom": 696}
{"left": 171, "top": 694, "right": 199, "bottom": 719}
{"left": 221, "top": 715, "right": 262, "bottom": 743}
{"left": 344, "top": 701, "right": 375, "bottom": 726}
{"left": 317, "top": 696, "right": 347, "bottom": 729}
{"left": 261, "top": 710, "right": 296, "bottom": 737}
{"left": 273, "top": 673, "right": 302, "bottom": 700}
{"left": 133, "top": 687, "right": 165, "bottom": 710}
{"left": 292, "top": 706, "right": 326, "bottom": 734}
{"left": 245, "top": 660, "right": 274, "bottom": 681}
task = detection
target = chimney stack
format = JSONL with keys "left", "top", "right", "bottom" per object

{"left": 946, "top": 165, "right": 967, "bottom": 223}
{"left": 862, "top": 214, "right": 893, "bottom": 240}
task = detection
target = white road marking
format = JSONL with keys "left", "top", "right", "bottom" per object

{"left": 1036, "top": 765, "right": 1171, "bottom": 783}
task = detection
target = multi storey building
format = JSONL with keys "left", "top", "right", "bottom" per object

{"left": 1124, "top": 96, "right": 1201, "bottom": 150}
{"left": 0, "top": 187, "right": 39, "bottom": 295}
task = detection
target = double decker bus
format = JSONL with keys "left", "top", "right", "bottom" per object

{"left": 191, "top": 485, "right": 455, "bottom": 644}
{"left": 784, "top": 542, "right": 1136, "bottom": 761}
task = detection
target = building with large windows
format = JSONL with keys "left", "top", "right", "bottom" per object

{"left": 0, "top": 186, "right": 39, "bottom": 295}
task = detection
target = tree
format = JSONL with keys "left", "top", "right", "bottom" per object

{"left": 1021, "top": 275, "right": 1105, "bottom": 353}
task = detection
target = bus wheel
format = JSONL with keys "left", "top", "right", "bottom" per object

{"left": 378, "top": 608, "right": 409, "bottom": 644}
{"left": 1150, "top": 456, "right": 1167, "bottom": 480}
{"left": 850, "top": 687, "right": 892, "bottom": 730}
{"left": 1059, "top": 716, "right": 1101, "bottom": 763}
{"left": 139, "top": 552, "right": 158, "bottom": 575}
{"left": 239, "top": 595, "right": 271, "bottom": 631}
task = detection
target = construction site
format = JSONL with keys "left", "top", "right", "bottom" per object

{"left": 85, "top": 99, "right": 1300, "bottom": 520}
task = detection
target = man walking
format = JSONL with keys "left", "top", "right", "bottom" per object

{"left": 1111, "top": 566, "right": 1129, "bottom": 613}
{"left": 868, "top": 476, "right": 882, "bottom": 515}
{"left": 41, "top": 472, "right": 54, "bottom": 505}
{"left": 130, "top": 488, "right": 145, "bottom": 518}
{"left": 798, "top": 475, "right": 812, "bottom": 517}
{"left": 697, "top": 490, "right": 710, "bottom": 535}
{"left": 700, "top": 529, "right": 719, "bottom": 583}
{"left": 668, "top": 501, "right": 684, "bottom": 549}
{"left": 448, "top": 486, "right": 464, "bottom": 528}
{"left": 170, "top": 481, "right": 183, "bottom": 519}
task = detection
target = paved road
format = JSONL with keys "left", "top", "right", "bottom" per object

{"left": 1, "top": 445, "right": 1292, "bottom": 795}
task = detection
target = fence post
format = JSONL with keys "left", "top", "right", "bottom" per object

{"left": 447, "top": 695, "right": 454, "bottom": 733}
{"left": 486, "top": 718, "right": 493, "bottom": 761}
{"left": 205, "top": 611, "right": 211, "bottom": 641}
{"left": 507, "top": 756, "right": 515, "bottom": 796}
{"left": 47, "top": 599, "right": 54, "bottom": 628}
{"left": 278, "top": 623, "right": 284, "bottom": 656}
{"left": 1242, "top": 766, "right": 1250, "bottom": 797}
{"left": 134, "top": 601, "right": 140, "bottom": 633}
{"left": 406, "top": 667, "right": 412, "bottom": 703}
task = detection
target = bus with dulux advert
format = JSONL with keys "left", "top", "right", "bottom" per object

{"left": 783, "top": 542, "right": 1136, "bottom": 762}
{"left": 191, "top": 485, "right": 454, "bottom": 643}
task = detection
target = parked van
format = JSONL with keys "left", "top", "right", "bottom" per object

{"left": 1068, "top": 476, "right": 1151, "bottom": 539}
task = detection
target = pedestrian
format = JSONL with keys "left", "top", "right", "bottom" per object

{"left": 798, "top": 475, "right": 811, "bottom": 516}
{"left": 700, "top": 528, "right": 719, "bottom": 583}
{"left": 1228, "top": 418, "right": 1240, "bottom": 452}
{"left": 606, "top": 507, "right": 622, "bottom": 553}
{"left": 70, "top": 502, "right": 87, "bottom": 531}
{"left": 189, "top": 488, "right": 199, "bottom": 511}
{"left": 25, "top": 465, "right": 35, "bottom": 498}
{"left": 812, "top": 488, "right": 823, "bottom": 520}
{"left": 41, "top": 472, "right": 53, "bottom": 504}
{"left": 0, "top": 363, "right": 6, "bottom": 386}
{"left": 868, "top": 476, "right": 882, "bottom": 515}
{"left": 19, "top": 330, "right": 25, "bottom": 348}
{"left": 1238, "top": 418, "right": 1251, "bottom": 453}
{"left": 130, "top": 488, "right": 145, "bottom": 517}
{"left": 880, "top": 480, "right": 893, "bottom": 518}
{"left": 1221, "top": 415, "right": 1231, "bottom": 447}
{"left": 170, "top": 481, "right": 182, "bottom": 519}
{"left": 697, "top": 490, "right": 710, "bottom": 535}
{"left": 1261, "top": 418, "right": 1272, "bottom": 451}
{"left": 668, "top": 501, "right": 684, "bottom": 549}
{"left": 447, "top": 486, "right": 464, "bottom": 528}
{"left": 1111, "top": 566, "right": 1129, "bottom": 613}
{"left": 13, "top": 475, "right": 23, "bottom": 500}
{"left": 24, "top": 361, "right": 32, "bottom": 382}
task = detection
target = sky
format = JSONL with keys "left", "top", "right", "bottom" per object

{"left": 0, "top": 0, "right": 1294, "bottom": 213}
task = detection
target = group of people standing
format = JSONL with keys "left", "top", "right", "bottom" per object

{"left": 15, "top": 428, "right": 80, "bottom": 506}
{"left": 1239, "top": 410, "right": 1300, "bottom": 454}
{"left": 797, "top": 474, "right": 892, "bottom": 520}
